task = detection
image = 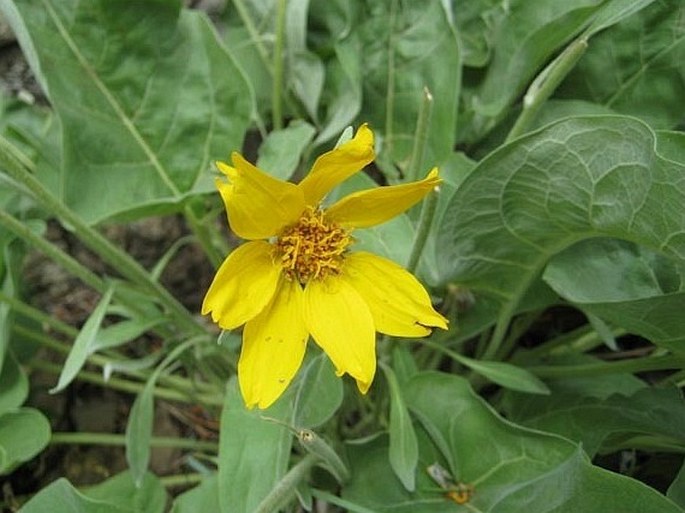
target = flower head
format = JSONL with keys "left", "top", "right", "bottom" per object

{"left": 202, "top": 125, "right": 448, "bottom": 409}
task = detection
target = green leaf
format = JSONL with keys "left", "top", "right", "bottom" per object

{"left": 296, "top": 482, "right": 313, "bottom": 511}
{"left": 584, "top": 0, "right": 656, "bottom": 36}
{"left": 451, "top": 0, "right": 504, "bottom": 67}
{"left": 0, "top": 92, "right": 60, "bottom": 173}
{"left": 457, "top": 355, "right": 551, "bottom": 395}
{"left": 503, "top": 384, "right": 685, "bottom": 457}
{"left": 84, "top": 471, "right": 166, "bottom": 513}
{"left": 218, "top": 377, "right": 293, "bottom": 513}
{"left": 343, "top": 372, "right": 684, "bottom": 512}
{"left": 358, "top": 0, "right": 461, "bottom": 170}
{"left": 19, "top": 472, "right": 164, "bottom": 513}
{"left": 286, "top": 0, "right": 325, "bottom": 121}
{"left": 19, "top": 479, "right": 129, "bottom": 513}
{"left": 584, "top": 311, "right": 618, "bottom": 350}
{"left": 437, "top": 116, "right": 685, "bottom": 352}
{"left": 510, "top": 352, "right": 647, "bottom": 400}
{"left": 0, "top": 407, "right": 51, "bottom": 474}
{"left": 531, "top": 99, "right": 617, "bottom": 131}
{"left": 1, "top": 0, "right": 253, "bottom": 223}
{"left": 256, "top": 120, "right": 316, "bottom": 181}
{"left": 668, "top": 460, "right": 685, "bottom": 509}
{"left": 222, "top": 7, "right": 271, "bottom": 121}
{"left": 0, "top": 229, "right": 20, "bottom": 373}
{"left": 170, "top": 475, "right": 219, "bottom": 513}
{"left": 297, "top": 429, "right": 349, "bottom": 484}
{"left": 421, "top": 150, "right": 477, "bottom": 286}
{"left": 92, "top": 317, "right": 165, "bottom": 353}
{"left": 50, "top": 286, "right": 114, "bottom": 394}
{"left": 125, "top": 376, "right": 156, "bottom": 487}
{"left": 382, "top": 364, "right": 418, "bottom": 492}
{"left": 657, "top": 130, "right": 685, "bottom": 163}
{"left": 466, "top": 0, "right": 603, "bottom": 141}
{"left": 391, "top": 345, "right": 418, "bottom": 387}
{"left": 314, "top": 36, "right": 363, "bottom": 145}
{"left": 544, "top": 238, "right": 685, "bottom": 351}
{"left": 124, "top": 339, "right": 195, "bottom": 486}
{"left": 292, "top": 353, "right": 343, "bottom": 429}
{"left": 0, "top": 351, "right": 28, "bottom": 415}
{"left": 558, "top": 0, "right": 685, "bottom": 129}
{"left": 103, "top": 353, "right": 160, "bottom": 382}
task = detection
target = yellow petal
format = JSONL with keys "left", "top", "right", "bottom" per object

{"left": 303, "top": 276, "right": 376, "bottom": 393}
{"left": 298, "top": 124, "right": 375, "bottom": 205}
{"left": 216, "top": 153, "right": 305, "bottom": 240}
{"left": 342, "top": 252, "right": 448, "bottom": 337}
{"left": 201, "top": 241, "right": 281, "bottom": 330}
{"left": 326, "top": 168, "right": 441, "bottom": 228}
{"left": 239, "top": 278, "right": 308, "bottom": 409}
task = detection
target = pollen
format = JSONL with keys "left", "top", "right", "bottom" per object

{"left": 275, "top": 206, "right": 352, "bottom": 283}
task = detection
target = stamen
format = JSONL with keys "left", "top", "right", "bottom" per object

{"left": 275, "top": 207, "right": 352, "bottom": 283}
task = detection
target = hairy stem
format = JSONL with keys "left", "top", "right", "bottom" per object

{"left": 30, "top": 360, "right": 222, "bottom": 406}
{"left": 272, "top": 0, "right": 287, "bottom": 130}
{"left": 506, "top": 37, "right": 588, "bottom": 142}
{"left": 406, "top": 189, "right": 439, "bottom": 274}
{"left": 254, "top": 453, "right": 320, "bottom": 513}
{"left": 407, "top": 87, "right": 434, "bottom": 182}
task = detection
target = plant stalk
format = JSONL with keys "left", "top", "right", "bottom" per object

{"left": 0, "top": 209, "right": 106, "bottom": 294}
{"left": 254, "top": 453, "right": 320, "bottom": 513}
{"left": 183, "top": 203, "right": 224, "bottom": 269}
{"left": 407, "top": 87, "right": 433, "bottom": 182}
{"left": 29, "top": 360, "right": 222, "bottom": 406}
{"left": 50, "top": 432, "right": 218, "bottom": 452}
{"left": 526, "top": 354, "right": 685, "bottom": 379}
{"left": 13, "top": 324, "right": 216, "bottom": 396}
{"left": 406, "top": 189, "right": 439, "bottom": 274}
{"left": 272, "top": 0, "right": 287, "bottom": 130}
{"left": 506, "top": 37, "right": 588, "bottom": 142}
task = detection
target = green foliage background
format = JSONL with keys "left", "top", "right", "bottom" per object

{"left": 0, "top": 0, "right": 684, "bottom": 511}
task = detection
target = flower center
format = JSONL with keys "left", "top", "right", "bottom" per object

{"left": 275, "top": 207, "right": 352, "bottom": 283}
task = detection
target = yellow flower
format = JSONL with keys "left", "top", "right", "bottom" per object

{"left": 202, "top": 124, "right": 448, "bottom": 409}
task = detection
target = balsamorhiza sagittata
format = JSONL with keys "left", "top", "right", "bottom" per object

{"left": 202, "top": 124, "right": 448, "bottom": 409}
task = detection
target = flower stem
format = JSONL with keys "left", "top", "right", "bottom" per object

{"left": 13, "top": 324, "right": 216, "bottom": 396}
{"left": 0, "top": 136, "right": 203, "bottom": 336}
{"left": 272, "top": 0, "right": 287, "bottom": 130}
{"left": 50, "top": 432, "right": 218, "bottom": 452}
{"left": 384, "top": 0, "right": 399, "bottom": 158}
{"left": 506, "top": 37, "right": 588, "bottom": 142}
{"left": 406, "top": 188, "right": 439, "bottom": 274}
{"left": 183, "top": 202, "right": 224, "bottom": 269}
{"left": 0, "top": 209, "right": 107, "bottom": 294}
{"left": 232, "top": 0, "right": 271, "bottom": 69}
{"left": 254, "top": 453, "right": 320, "bottom": 513}
{"left": 29, "top": 359, "right": 223, "bottom": 406}
{"left": 407, "top": 87, "right": 433, "bottom": 182}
